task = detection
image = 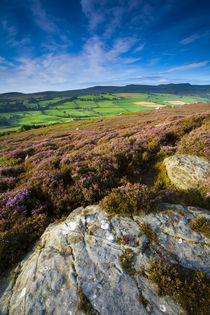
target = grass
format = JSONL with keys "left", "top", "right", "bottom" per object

{"left": 1, "top": 92, "right": 209, "bottom": 133}
{"left": 0, "top": 156, "right": 18, "bottom": 167}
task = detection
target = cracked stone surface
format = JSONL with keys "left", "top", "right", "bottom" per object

{"left": 0, "top": 204, "right": 209, "bottom": 315}
{"left": 164, "top": 154, "right": 209, "bottom": 190}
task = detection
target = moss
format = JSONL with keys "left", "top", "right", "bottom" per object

{"left": 147, "top": 258, "right": 210, "bottom": 314}
{"left": 154, "top": 162, "right": 172, "bottom": 190}
{"left": 77, "top": 285, "right": 99, "bottom": 314}
{"left": 119, "top": 248, "right": 136, "bottom": 275}
{"left": 116, "top": 234, "right": 132, "bottom": 245}
{"left": 190, "top": 217, "right": 210, "bottom": 238}
{"left": 139, "top": 223, "right": 160, "bottom": 245}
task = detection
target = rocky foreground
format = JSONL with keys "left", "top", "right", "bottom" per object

{"left": 0, "top": 203, "right": 209, "bottom": 315}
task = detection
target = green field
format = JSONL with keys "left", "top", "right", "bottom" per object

{"left": 0, "top": 92, "right": 209, "bottom": 134}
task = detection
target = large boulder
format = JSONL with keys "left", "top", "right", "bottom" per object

{"left": 0, "top": 204, "right": 209, "bottom": 315}
{"left": 164, "top": 154, "right": 209, "bottom": 190}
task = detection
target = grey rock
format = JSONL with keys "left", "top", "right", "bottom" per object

{"left": 163, "top": 154, "right": 209, "bottom": 190}
{"left": 0, "top": 204, "right": 209, "bottom": 315}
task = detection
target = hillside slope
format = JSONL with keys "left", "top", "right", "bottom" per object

{"left": 1, "top": 83, "right": 210, "bottom": 98}
{"left": 0, "top": 103, "right": 209, "bottom": 277}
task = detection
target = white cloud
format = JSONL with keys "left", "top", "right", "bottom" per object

{"left": 80, "top": 0, "right": 154, "bottom": 35}
{"left": 167, "top": 61, "right": 209, "bottom": 72}
{"left": 31, "top": 0, "right": 59, "bottom": 33}
{"left": 1, "top": 18, "right": 31, "bottom": 47}
{"left": 81, "top": 0, "right": 106, "bottom": 30}
{"left": 180, "top": 34, "right": 199, "bottom": 45}
{"left": 148, "top": 58, "right": 161, "bottom": 66}
{"left": 0, "top": 57, "right": 14, "bottom": 66}
{"left": 1, "top": 20, "right": 17, "bottom": 38}
{"left": 134, "top": 43, "right": 145, "bottom": 52}
{"left": 0, "top": 35, "right": 141, "bottom": 92}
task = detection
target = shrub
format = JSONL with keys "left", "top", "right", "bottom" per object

{"left": 0, "top": 165, "right": 24, "bottom": 177}
{"left": 100, "top": 183, "right": 161, "bottom": 215}
{"left": 0, "top": 213, "right": 49, "bottom": 274}
{"left": 0, "top": 176, "right": 17, "bottom": 192}
{"left": 147, "top": 258, "right": 210, "bottom": 314}
{"left": 177, "top": 123, "right": 209, "bottom": 159}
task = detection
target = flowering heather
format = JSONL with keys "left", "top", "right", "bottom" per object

{"left": 147, "top": 258, "right": 209, "bottom": 314}
{"left": 100, "top": 183, "right": 161, "bottom": 215}
{"left": 0, "top": 103, "right": 209, "bottom": 275}
{"left": 177, "top": 123, "right": 210, "bottom": 159}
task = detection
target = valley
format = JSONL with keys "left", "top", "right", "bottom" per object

{"left": 1, "top": 87, "right": 210, "bottom": 134}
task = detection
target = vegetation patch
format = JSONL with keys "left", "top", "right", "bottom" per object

{"left": 0, "top": 156, "right": 18, "bottom": 167}
{"left": 77, "top": 285, "right": 99, "bottom": 314}
{"left": 139, "top": 223, "right": 160, "bottom": 245}
{"left": 100, "top": 183, "right": 161, "bottom": 215}
{"left": 138, "top": 289, "right": 149, "bottom": 308}
{"left": 147, "top": 258, "right": 210, "bottom": 314}
{"left": 119, "top": 248, "right": 136, "bottom": 275}
{"left": 0, "top": 105, "right": 209, "bottom": 276}
{"left": 190, "top": 217, "right": 210, "bottom": 238}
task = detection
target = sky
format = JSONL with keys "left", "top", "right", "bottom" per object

{"left": 0, "top": 0, "right": 210, "bottom": 93}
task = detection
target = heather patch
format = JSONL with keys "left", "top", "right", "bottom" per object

{"left": 0, "top": 187, "right": 53, "bottom": 273}
{"left": 0, "top": 107, "right": 209, "bottom": 275}
{"left": 147, "top": 258, "right": 210, "bottom": 314}
{"left": 190, "top": 217, "right": 210, "bottom": 238}
{"left": 100, "top": 183, "right": 161, "bottom": 215}
{"left": 177, "top": 123, "right": 210, "bottom": 159}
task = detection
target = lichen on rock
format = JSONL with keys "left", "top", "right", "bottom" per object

{"left": 163, "top": 154, "right": 209, "bottom": 190}
{"left": 0, "top": 204, "right": 209, "bottom": 314}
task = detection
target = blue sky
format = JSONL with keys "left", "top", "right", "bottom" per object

{"left": 0, "top": 0, "right": 210, "bottom": 93}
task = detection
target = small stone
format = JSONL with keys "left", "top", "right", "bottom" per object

{"left": 20, "top": 288, "right": 26, "bottom": 298}
{"left": 106, "top": 234, "right": 114, "bottom": 241}
{"left": 160, "top": 304, "right": 166, "bottom": 312}
{"left": 101, "top": 221, "right": 109, "bottom": 230}
{"left": 69, "top": 222, "right": 77, "bottom": 231}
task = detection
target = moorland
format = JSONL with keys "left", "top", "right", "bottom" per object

{"left": 0, "top": 100, "right": 209, "bottom": 277}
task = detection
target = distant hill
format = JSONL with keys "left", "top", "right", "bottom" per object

{"left": 1, "top": 83, "right": 210, "bottom": 99}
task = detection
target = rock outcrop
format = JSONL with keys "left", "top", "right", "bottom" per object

{"left": 0, "top": 204, "right": 209, "bottom": 315}
{"left": 163, "top": 154, "right": 209, "bottom": 190}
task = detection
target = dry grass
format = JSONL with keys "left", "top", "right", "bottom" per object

{"left": 166, "top": 101, "right": 186, "bottom": 105}
{"left": 133, "top": 101, "right": 166, "bottom": 108}
{"left": 116, "top": 93, "right": 148, "bottom": 98}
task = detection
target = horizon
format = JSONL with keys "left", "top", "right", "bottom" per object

{"left": 1, "top": 82, "right": 210, "bottom": 96}
{"left": 0, "top": 0, "right": 210, "bottom": 93}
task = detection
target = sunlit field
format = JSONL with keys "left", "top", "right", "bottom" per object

{"left": 0, "top": 92, "right": 209, "bottom": 133}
